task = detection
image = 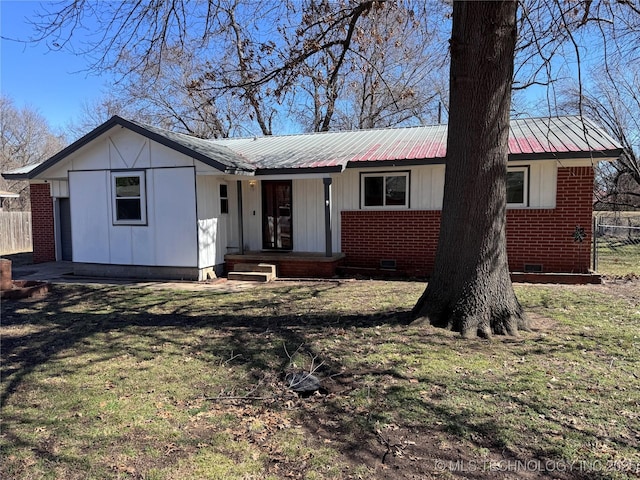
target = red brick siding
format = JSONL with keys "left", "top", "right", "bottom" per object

{"left": 30, "top": 183, "right": 56, "bottom": 263}
{"left": 226, "top": 258, "right": 343, "bottom": 278}
{"left": 341, "top": 166, "right": 594, "bottom": 275}
{"left": 506, "top": 167, "right": 594, "bottom": 273}
{"left": 341, "top": 210, "right": 441, "bottom": 276}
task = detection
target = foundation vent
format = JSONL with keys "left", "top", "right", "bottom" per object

{"left": 524, "top": 264, "right": 543, "bottom": 273}
{"left": 380, "top": 259, "right": 397, "bottom": 270}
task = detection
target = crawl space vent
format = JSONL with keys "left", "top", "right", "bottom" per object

{"left": 380, "top": 259, "right": 397, "bottom": 270}
{"left": 524, "top": 264, "right": 543, "bottom": 273}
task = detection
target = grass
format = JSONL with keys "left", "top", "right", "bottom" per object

{"left": 2, "top": 280, "right": 639, "bottom": 479}
{"left": 595, "top": 241, "right": 640, "bottom": 277}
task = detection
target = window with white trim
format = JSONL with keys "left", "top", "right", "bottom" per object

{"left": 220, "top": 183, "right": 229, "bottom": 214}
{"left": 506, "top": 167, "right": 528, "bottom": 207}
{"left": 361, "top": 172, "right": 409, "bottom": 208}
{"left": 112, "top": 171, "right": 147, "bottom": 225}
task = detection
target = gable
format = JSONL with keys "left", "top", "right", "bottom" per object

{"left": 3, "top": 116, "right": 253, "bottom": 180}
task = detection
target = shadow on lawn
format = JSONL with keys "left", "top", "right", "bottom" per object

{"left": 1, "top": 283, "right": 608, "bottom": 479}
{"left": 1, "top": 284, "right": 386, "bottom": 402}
{"left": 1, "top": 283, "right": 424, "bottom": 473}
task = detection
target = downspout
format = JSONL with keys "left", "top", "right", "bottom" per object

{"left": 237, "top": 180, "right": 244, "bottom": 255}
{"left": 323, "top": 177, "right": 332, "bottom": 257}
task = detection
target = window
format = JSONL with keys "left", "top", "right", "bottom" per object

{"left": 112, "top": 171, "right": 147, "bottom": 225}
{"left": 507, "top": 167, "right": 528, "bottom": 207}
{"left": 220, "top": 183, "right": 229, "bottom": 214}
{"left": 361, "top": 172, "right": 409, "bottom": 208}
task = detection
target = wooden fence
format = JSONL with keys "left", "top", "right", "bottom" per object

{"left": 0, "top": 211, "right": 32, "bottom": 254}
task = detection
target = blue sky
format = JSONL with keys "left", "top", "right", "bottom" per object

{"left": 1, "top": 1, "right": 603, "bottom": 137}
{"left": 1, "top": 1, "right": 111, "bottom": 133}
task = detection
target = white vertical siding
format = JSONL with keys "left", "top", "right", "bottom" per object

{"left": 68, "top": 167, "right": 198, "bottom": 267}
{"left": 242, "top": 181, "right": 262, "bottom": 251}
{"left": 238, "top": 178, "right": 328, "bottom": 253}
{"left": 152, "top": 168, "right": 198, "bottom": 266}
{"left": 68, "top": 170, "right": 111, "bottom": 263}
{"left": 196, "top": 175, "right": 217, "bottom": 268}
{"left": 333, "top": 165, "right": 446, "bottom": 211}
{"left": 196, "top": 175, "right": 231, "bottom": 268}
{"left": 225, "top": 181, "right": 241, "bottom": 253}
{"left": 292, "top": 179, "right": 325, "bottom": 252}
{"left": 50, "top": 180, "right": 69, "bottom": 198}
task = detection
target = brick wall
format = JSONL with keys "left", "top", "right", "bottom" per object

{"left": 341, "top": 210, "right": 441, "bottom": 276}
{"left": 30, "top": 183, "right": 56, "bottom": 263}
{"left": 226, "top": 258, "right": 343, "bottom": 278}
{"left": 506, "top": 166, "right": 594, "bottom": 273}
{"left": 341, "top": 166, "right": 594, "bottom": 275}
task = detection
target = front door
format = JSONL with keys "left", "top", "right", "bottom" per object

{"left": 262, "top": 180, "right": 292, "bottom": 250}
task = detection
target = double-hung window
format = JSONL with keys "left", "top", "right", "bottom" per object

{"left": 506, "top": 167, "right": 528, "bottom": 207}
{"left": 361, "top": 172, "right": 409, "bottom": 208}
{"left": 112, "top": 171, "right": 147, "bottom": 225}
{"left": 220, "top": 183, "right": 229, "bottom": 214}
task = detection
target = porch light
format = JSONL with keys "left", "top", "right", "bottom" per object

{"left": 249, "top": 180, "right": 257, "bottom": 188}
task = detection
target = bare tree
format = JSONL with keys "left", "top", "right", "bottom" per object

{"left": 329, "top": 4, "right": 448, "bottom": 130}
{"left": 33, "top": 1, "right": 446, "bottom": 135}
{"left": 561, "top": 64, "right": 640, "bottom": 210}
{"left": 0, "top": 96, "right": 66, "bottom": 210}
{"left": 26, "top": 0, "right": 640, "bottom": 337}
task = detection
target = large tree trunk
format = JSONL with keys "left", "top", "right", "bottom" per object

{"left": 412, "top": 0, "right": 529, "bottom": 338}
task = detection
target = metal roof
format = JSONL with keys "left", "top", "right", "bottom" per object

{"left": 125, "top": 119, "right": 255, "bottom": 172}
{"left": 2, "top": 116, "right": 253, "bottom": 180}
{"left": 2, "top": 115, "right": 622, "bottom": 180}
{"left": 211, "top": 115, "right": 621, "bottom": 172}
{"left": 507, "top": 116, "right": 621, "bottom": 157}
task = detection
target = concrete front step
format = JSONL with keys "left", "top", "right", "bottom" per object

{"left": 228, "top": 263, "right": 277, "bottom": 282}
{"left": 227, "top": 271, "right": 273, "bottom": 282}
{"left": 232, "top": 263, "right": 277, "bottom": 275}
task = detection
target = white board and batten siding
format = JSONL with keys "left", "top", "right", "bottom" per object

{"left": 240, "top": 178, "right": 330, "bottom": 253}
{"left": 65, "top": 128, "right": 205, "bottom": 267}
{"left": 292, "top": 179, "right": 326, "bottom": 253}
{"left": 69, "top": 167, "right": 198, "bottom": 267}
{"left": 331, "top": 165, "right": 446, "bottom": 211}
{"left": 332, "top": 161, "right": 557, "bottom": 211}
{"left": 511, "top": 160, "right": 557, "bottom": 208}
{"left": 196, "top": 175, "right": 237, "bottom": 268}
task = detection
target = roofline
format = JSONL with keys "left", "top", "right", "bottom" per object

{"left": 254, "top": 165, "right": 344, "bottom": 175}
{"left": 2, "top": 116, "right": 622, "bottom": 181}
{"left": 2, "top": 117, "right": 125, "bottom": 180}
{"left": 508, "top": 148, "right": 623, "bottom": 162}
{"left": 1, "top": 116, "right": 254, "bottom": 180}
{"left": 346, "top": 158, "right": 446, "bottom": 168}
{"left": 343, "top": 148, "right": 623, "bottom": 169}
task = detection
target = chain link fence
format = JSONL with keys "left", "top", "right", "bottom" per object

{"left": 592, "top": 213, "right": 640, "bottom": 276}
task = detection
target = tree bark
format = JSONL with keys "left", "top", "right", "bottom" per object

{"left": 412, "top": 0, "right": 529, "bottom": 338}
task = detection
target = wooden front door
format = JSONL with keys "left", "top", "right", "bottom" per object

{"left": 262, "top": 181, "right": 292, "bottom": 250}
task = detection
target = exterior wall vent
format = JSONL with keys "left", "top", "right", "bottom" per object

{"left": 524, "top": 264, "right": 543, "bottom": 273}
{"left": 380, "top": 259, "right": 397, "bottom": 270}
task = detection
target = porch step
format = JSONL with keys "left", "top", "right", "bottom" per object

{"left": 227, "top": 263, "right": 276, "bottom": 282}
